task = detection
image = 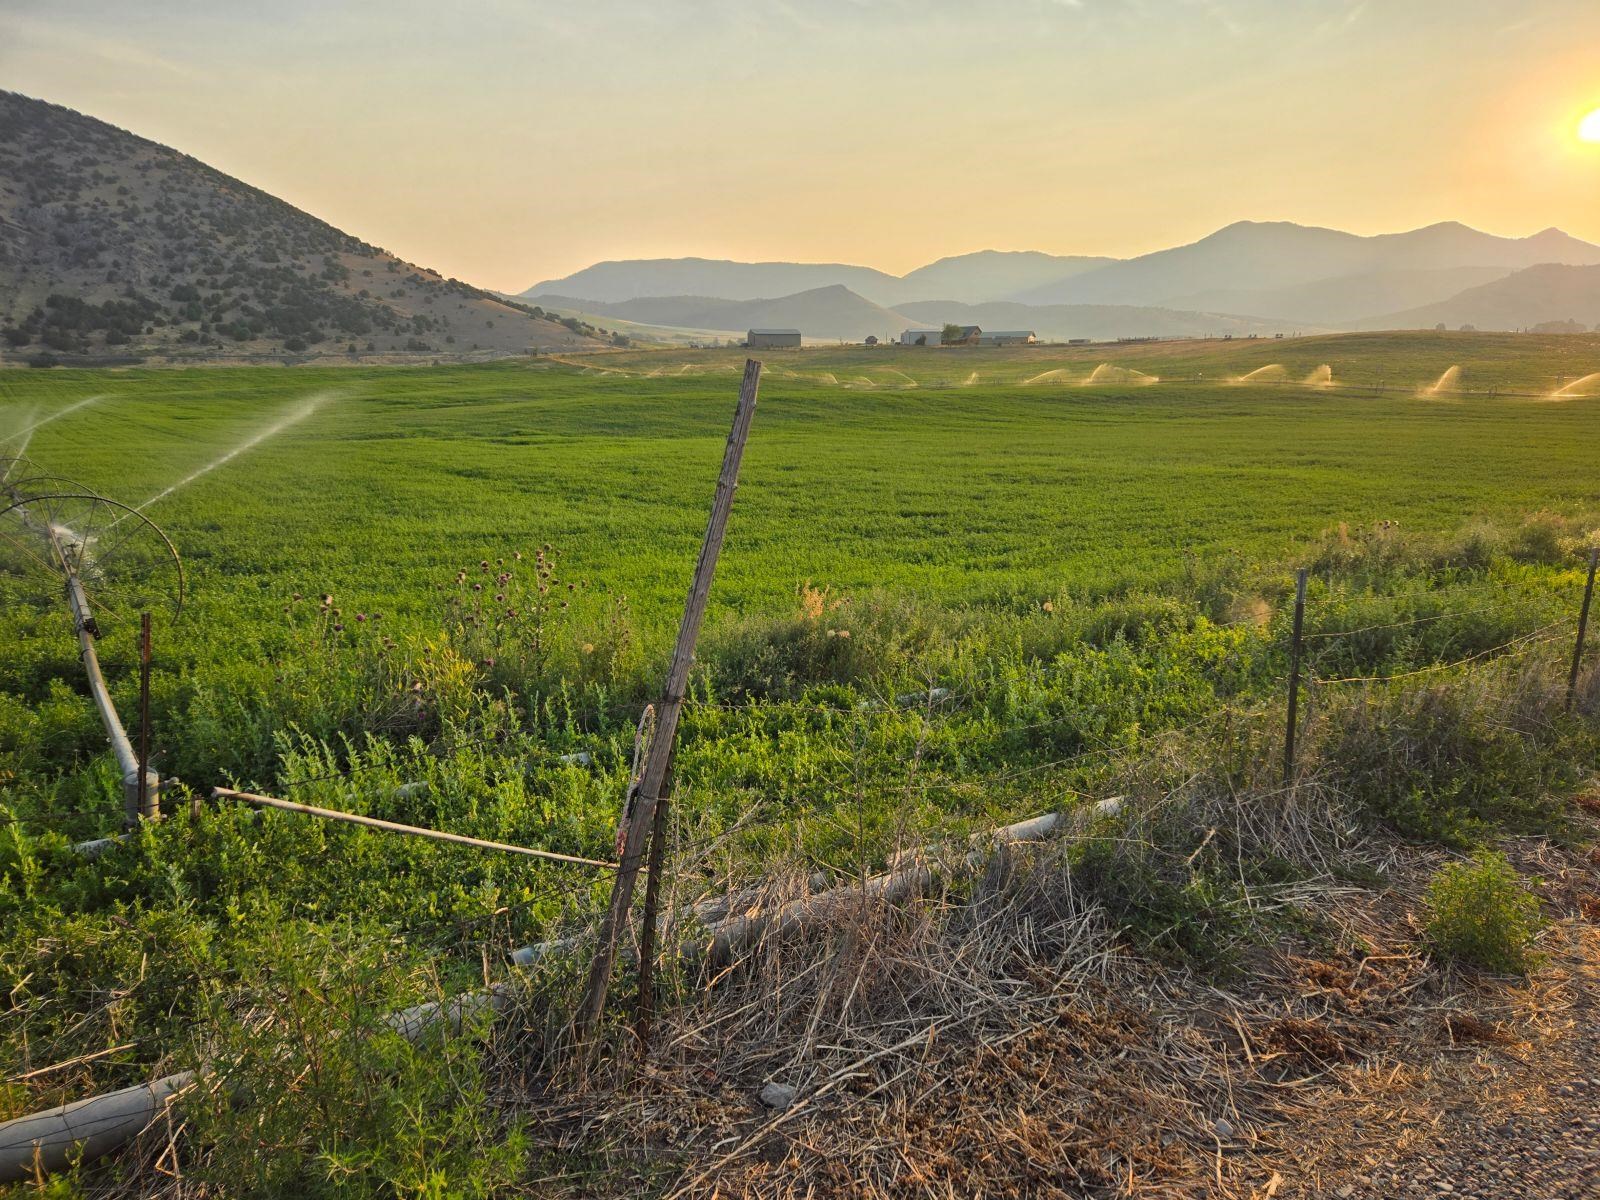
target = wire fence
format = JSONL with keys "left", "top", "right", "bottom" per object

{"left": 8, "top": 567, "right": 1590, "bottom": 846}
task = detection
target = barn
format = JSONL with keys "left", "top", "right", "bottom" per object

{"left": 900, "top": 329, "right": 943, "bottom": 346}
{"left": 976, "top": 330, "right": 1036, "bottom": 347}
{"left": 747, "top": 328, "right": 802, "bottom": 349}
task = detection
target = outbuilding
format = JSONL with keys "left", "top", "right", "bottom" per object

{"left": 747, "top": 328, "right": 801, "bottom": 349}
{"left": 976, "top": 330, "right": 1036, "bottom": 347}
{"left": 900, "top": 329, "right": 942, "bottom": 346}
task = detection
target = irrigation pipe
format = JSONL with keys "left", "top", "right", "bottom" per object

{"left": 0, "top": 801, "right": 1111, "bottom": 1181}
{"left": 0, "top": 988, "right": 513, "bottom": 1184}
{"left": 57, "top": 544, "right": 159, "bottom": 828}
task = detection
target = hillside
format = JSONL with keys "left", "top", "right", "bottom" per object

{"left": 892, "top": 299, "right": 1295, "bottom": 341}
{"left": 1011, "top": 220, "right": 1600, "bottom": 309}
{"left": 892, "top": 250, "right": 1114, "bottom": 304}
{"left": 0, "top": 91, "right": 605, "bottom": 362}
{"left": 1352, "top": 263, "right": 1600, "bottom": 332}
{"left": 531, "top": 285, "right": 913, "bottom": 342}
{"left": 1160, "top": 266, "right": 1515, "bottom": 327}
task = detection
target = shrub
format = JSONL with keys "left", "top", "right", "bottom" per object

{"left": 1513, "top": 511, "right": 1569, "bottom": 565}
{"left": 1424, "top": 849, "right": 1544, "bottom": 973}
{"left": 1316, "top": 674, "right": 1579, "bottom": 844}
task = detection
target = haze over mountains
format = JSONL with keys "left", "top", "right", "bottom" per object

{"left": 4, "top": 90, "right": 1599, "bottom": 362}
{"left": 525, "top": 222, "right": 1600, "bottom": 343}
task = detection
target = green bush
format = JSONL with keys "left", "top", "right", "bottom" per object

{"left": 1423, "top": 849, "right": 1544, "bottom": 973}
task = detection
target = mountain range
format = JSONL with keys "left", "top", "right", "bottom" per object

{"left": 3, "top": 89, "right": 1599, "bottom": 362}
{"left": 524, "top": 222, "right": 1600, "bottom": 342}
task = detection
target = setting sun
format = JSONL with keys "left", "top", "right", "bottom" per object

{"left": 1581, "top": 106, "right": 1600, "bottom": 142}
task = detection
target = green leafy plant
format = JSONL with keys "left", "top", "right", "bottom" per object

{"left": 1423, "top": 849, "right": 1544, "bottom": 974}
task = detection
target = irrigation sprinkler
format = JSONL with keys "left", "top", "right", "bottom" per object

{"left": 0, "top": 477, "right": 185, "bottom": 827}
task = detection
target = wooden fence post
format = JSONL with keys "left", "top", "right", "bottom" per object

{"left": 1567, "top": 547, "right": 1599, "bottom": 712}
{"left": 633, "top": 773, "right": 672, "bottom": 1053}
{"left": 1282, "top": 568, "right": 1308, "bottom": 789}
{"left": 573, "top": 359, "right": 763, "bottom": 1056}
{"left": 137, "top": 613, "right": 155, "bottom": 822}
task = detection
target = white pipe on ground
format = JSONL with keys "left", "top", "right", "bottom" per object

{"left": 0, "top": 800, "right": 1118, "bottom": 1180}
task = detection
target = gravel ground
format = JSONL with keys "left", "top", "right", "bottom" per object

{"left": 1318, "top": 853, "right": 1600, "bottom": 1199}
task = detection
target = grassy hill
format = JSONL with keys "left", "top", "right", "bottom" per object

{"left": 0, "top": 91, "right": 606, "bottom": 363}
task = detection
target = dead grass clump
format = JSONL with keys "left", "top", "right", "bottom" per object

{"left": 1264, "top": 1016, "right": 1361, "bottom": 1065}
{"left": 1224, "top": 594, "right": 1274, "bottom": 629}
{"left": 1441, "top": 1011, "right": 1516, "bottom": 1047}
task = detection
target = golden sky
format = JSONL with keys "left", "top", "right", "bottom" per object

{"left": 5, "top": 0, "right": 1600, "bottom": 292}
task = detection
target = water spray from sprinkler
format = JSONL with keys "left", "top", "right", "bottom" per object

{"left": 111, "top": 392, "right": 334, "bottom": 526}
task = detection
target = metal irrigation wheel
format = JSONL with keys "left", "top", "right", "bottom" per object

{"left": 0, "top": 491, "right": 186, "bottom": 620}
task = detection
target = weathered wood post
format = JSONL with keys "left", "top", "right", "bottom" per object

{"left": 1282, "top": 568, "right": 1308, "bottom": 789}
{"left": 1567, "top": 547, "right": 1599, "bottom": 712}
{"left": 633, "top": 771, "right": 672, "bottom": 1052}
{"left": 574, "top": 359, "right": 763, "bottom": 1056}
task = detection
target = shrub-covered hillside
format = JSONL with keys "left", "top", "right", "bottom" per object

{"left": 0, "top": 91, "right": 610, "bottom": 362}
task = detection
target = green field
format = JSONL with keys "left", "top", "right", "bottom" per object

{"left": 5, "top": 330, "right": 1600, "bottom": 1190}
{"left": 5, "top": 330, "right": 1600, "bottom": 840}
{"left": 6, "top": 332, "right": 1600, "bottom": 623}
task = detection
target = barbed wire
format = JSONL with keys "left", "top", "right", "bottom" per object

{"left": 1310, "top": 622, "right": 1568, "bottom": 686}
{"left": 1300, "top": 599, "right": 1533, "bottom": 642}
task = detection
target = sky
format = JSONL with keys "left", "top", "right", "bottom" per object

{"left": 4, "top": 0, "right": 1600, "bottom": 292}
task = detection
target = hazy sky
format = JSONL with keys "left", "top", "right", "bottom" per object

{"left": 5, "top": 0, "right": 1600, "bottom": 291}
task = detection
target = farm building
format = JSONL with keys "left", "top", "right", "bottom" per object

{"left": 976, "top": 330, "right": 1036, "bottom": 347}
{"left": 900, "top": 329, "right": 942, "bottom": 346}
{"left": 946, "top": 325, "right": 982, "bottom": 346}
{"left": 747, "top": 328, "right": 801, "bottom": 349}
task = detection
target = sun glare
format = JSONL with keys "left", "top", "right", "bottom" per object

{"left": 1580, "top": 107, "right": 1600, "bottom": 143}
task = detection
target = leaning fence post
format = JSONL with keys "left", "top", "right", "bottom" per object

{"left": 1567, "top": 547, "right": 1599, "bottom": 712}
{"left": 573, "top": 359, "right": 762, "bottom": 1058}
{"left": 1282, "top": 568, "right": 1308, "bottom": 789}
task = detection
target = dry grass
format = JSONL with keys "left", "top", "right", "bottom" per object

{"left": 469, "top": 751, "right": 1600, "bottom": 1199}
